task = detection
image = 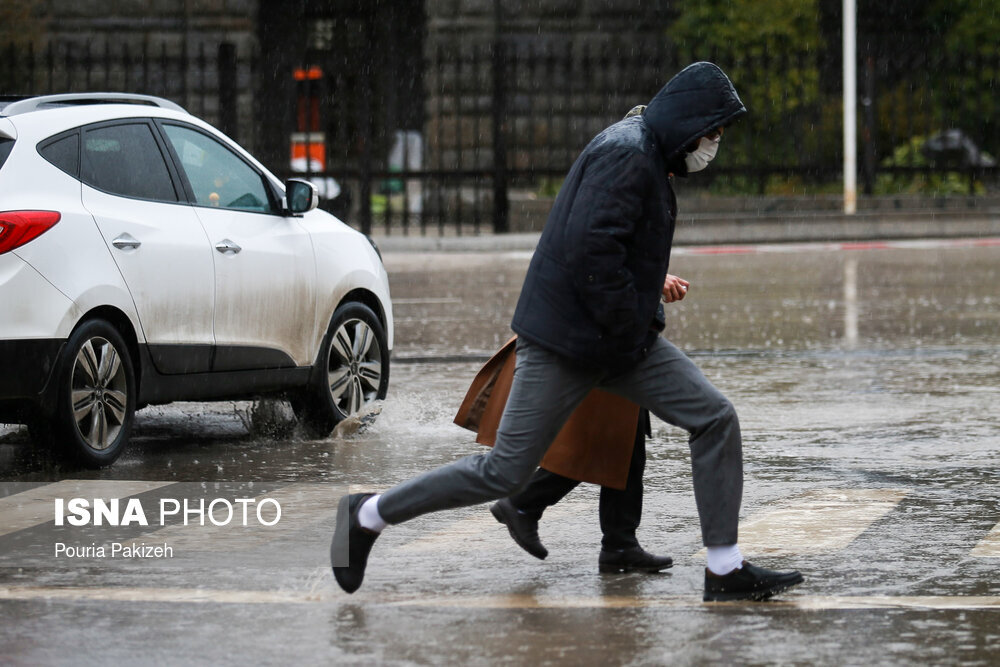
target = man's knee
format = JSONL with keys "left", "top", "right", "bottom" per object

{"left": 479, "top": 453, "right": 536, "bottom": 496}
{"left": 692, "top": 396, "right": 739, "bottom": 438}
{"left": 717, "top": 397, "right": 737, "bottom": 422}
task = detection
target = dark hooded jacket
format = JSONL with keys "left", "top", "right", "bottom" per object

{"left": 510, "top": 62, "right": 746, "bottom": 370}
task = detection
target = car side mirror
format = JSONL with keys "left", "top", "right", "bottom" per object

{"left": 285, "top": 178, "right": 319, "bottom": 214}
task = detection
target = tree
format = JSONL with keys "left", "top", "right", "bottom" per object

{"left": 670, "top": 0, "right": 998, "bottom": 193}
{"left": 669, "top": 0, "right": 832, "bottom": 189}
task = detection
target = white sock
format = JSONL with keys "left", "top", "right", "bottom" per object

{"left": 706, "top": 544, "right": 744, "bottom": 575}
{"left": 358, "top": 494, "right": 387, "bottom": 533}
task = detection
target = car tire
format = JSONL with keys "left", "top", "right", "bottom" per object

{"left": 294, "top": 302, "right": 389, "bottom": 438}
{"left": 33, "top": 319, "right": 136, "bottom": 467}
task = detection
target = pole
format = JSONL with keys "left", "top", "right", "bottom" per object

{"left": 843, "top": 0, "right": 857, "bottom": 215}
{"left": 492, "top": 0, "right": 509, "bottom": 233}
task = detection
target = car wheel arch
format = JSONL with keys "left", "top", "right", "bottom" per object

{"left": 336, "top": 288, "right": 387, "bottom": 334}
{"left": 73, "top": 306, "right": 143, "bottom": 388}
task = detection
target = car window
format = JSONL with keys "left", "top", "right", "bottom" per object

{"left": 39, "top": 133, "right": 80, "bottom": 177}
{"left": 162, "top": 124, "right": 275, "bottom": 214}
{"left": 82, "top": 123, "right": 178, "bottom": 202}
{"left": 0, "top": 138, "right": 13, "bottom": 171}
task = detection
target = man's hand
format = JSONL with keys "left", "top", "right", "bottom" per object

{"left": 661, "top": 274, "right": 690, "bottom": 303}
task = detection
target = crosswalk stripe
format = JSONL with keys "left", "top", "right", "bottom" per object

{"left": 389, "top": 594, "right": 1000, "bottom": 611}
{"left": 713, "top": 488, "right": 908, "bottom": 556}
{"left": 395, "top": 500, "right": 583, "bottom": 553}
{"left": 0, "top": 585, "right": 997, "bottom": 610}
{"left": 0, "top": 480, "right": 174, "bottom": 538}
{"left": 970, "top": 521, "right": 1000, "bottom": 558}
{"left": 126, "top": 483, "right": 337, "bottom": 550}
{"left": 6, "top": 481, "right": 986, "bottom": 564}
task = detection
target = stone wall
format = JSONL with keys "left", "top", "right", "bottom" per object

{"left": 33, "top": 0, "right": 259, "bottom": 149}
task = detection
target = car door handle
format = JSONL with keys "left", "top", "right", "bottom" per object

{"left": 215, "top": 239, "right": 242, "bottom": 254}
{"left": 111, "top": 233, "right": 141, "bottom": 250}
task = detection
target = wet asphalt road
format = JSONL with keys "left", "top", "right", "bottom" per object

{"left": 1, "top": 241, "right": 999, "bottom": 665}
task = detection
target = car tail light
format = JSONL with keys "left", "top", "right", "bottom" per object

{"left": 0, "top": 211, "right": 61, "bottom": 255}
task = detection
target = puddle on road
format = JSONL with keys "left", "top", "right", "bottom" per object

{"left": 0, "top": 244, "right": 998, "bottom": 666}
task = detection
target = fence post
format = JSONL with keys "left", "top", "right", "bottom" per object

{"left": 862, "top": 54, "right": 876, "bottom": 195}
{"left": 359, "top": 30, "right": 374, "bottom": 236}
{"left": 218, "top": 43, "right": 238, "bottom": 141}
{"left": 491, "top": 1, "right": 509, "bottom": 234}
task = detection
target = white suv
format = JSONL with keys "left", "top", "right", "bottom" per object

{"left": 0, "top": 93, "right": 392, "bottom": 467}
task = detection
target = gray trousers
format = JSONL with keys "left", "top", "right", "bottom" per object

{"left": 378, "top": 336, "right": 743, "bottom": 546}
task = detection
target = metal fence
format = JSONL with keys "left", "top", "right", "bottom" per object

{"left": 0, "top": 41, "right": 254, "bottom": 146}
{"left": 2, "top": 38, "right": 997, "bottom": 236}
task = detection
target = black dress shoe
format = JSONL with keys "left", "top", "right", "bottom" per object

{"left": 598, "top": 546, "right": 674, "bottom": 573}
{"left": 490, "top": 498, "right": 548, "bottom": 560}
{"left": 703, "top": 560, "right": 804, "bottom": 601}
{"left": 331, "top": 493, "right": 379, "bottom": 594}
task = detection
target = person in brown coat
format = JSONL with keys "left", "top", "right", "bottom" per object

{"left": 493, "top": 409, "right": 672, "bottom": 573}
{"left": 454, "top": 333, "right": 672, "bottom": 572}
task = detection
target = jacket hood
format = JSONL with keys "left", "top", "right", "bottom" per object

{"left": 643, "top": 62, "right": 747, "bottom": 163}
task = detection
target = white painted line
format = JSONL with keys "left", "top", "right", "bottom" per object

{"left": 0, "top": 480, "right": 174, "bottom": 538}
{"left": 719, "top": 488, "right": 908, "bottom": 556}
{"left": 971, "top": 521, "right": 1000, "bottom": 558}
{"left": 672, "top": 237, "right": 1000, "bottom": 257}
{"left": 125, "top": 482, "right": 336, "bottom": 551}
{"left": 391, "top": 594, "right": 1000, "bottom": 611}
{"left": 396, "top": 500, "right": 583, "bottom": 553}
{"left": 0, "top": 586, "right": 997, "bottom": 610}
{"left": 392, "top": 297, "right": 464, "bottom": 305}
{"left": 0, "top": 585, "right": 317, "bottom": 605}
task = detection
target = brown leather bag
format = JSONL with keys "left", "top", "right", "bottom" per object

{"left": 454, "top": 337, "right": 640, "bottom": 489}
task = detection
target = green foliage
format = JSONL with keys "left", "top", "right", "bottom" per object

{"left": 876, "top": 134, "right": 988, "bottom": 195}
{"left": 671, "top": 0, "right": 823, "bottom": 56}
{"left": 536, "top": 178, "right": 563, "bottom": 198}
{"left": 670, "top": 0, "right": 823, "bottom": 118}
{"left": 669, "top": 1, "right": 826, "bottom": 171}
{"left": 929, "top": 0, "right": 1000, "bottom": 56}
{"left": 666, "top": 0, "right": 998, "bottom": 195}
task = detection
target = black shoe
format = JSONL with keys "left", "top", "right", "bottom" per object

{"left": 703, "top": 560, "right": 804, "bottom": 602}
{"left": 598, "top": 546, "right": 674, "bottom": 573}
{"left": 490, "top": 498, "right": 548, "bottom": 560}
{"left": 331, "top": 493, "right": 379, "bottom": 594}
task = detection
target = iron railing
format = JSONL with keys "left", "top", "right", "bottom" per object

{"left": 2, "top": 39, "right": 996, "bottom": 235}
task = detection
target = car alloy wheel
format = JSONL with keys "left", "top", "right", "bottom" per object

{"left": 36, "top": 319, "right": 137, "bottom": 467}
{"left": 327, "top": 317, "right": 383, "bottom": 416}
{"left": 295, "top": 302, "right": 389, "bottom": 438}
{"left": 70, "top": 335, "right": 129, "bottom": 450}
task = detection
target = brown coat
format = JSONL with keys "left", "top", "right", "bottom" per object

{"left": 453, "top": 337, "right": 640, "bottom": 490}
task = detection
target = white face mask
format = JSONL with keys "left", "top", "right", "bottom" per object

{"left": 684, "top": 135, "right": 720, "bottom": 173}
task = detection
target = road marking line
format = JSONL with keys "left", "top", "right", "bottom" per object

{"left": 390, "top": 594, "right": 1000, "bottom": 611}
{"left": 0, "top": 585, "right": 315, "bottom": 605}
{"left": 392, "top": 297, "right": 463, "bottom": 305}
{"left": 672, "top": 237, "right": 1000, "bottom": 256}
{"left": 0, "top": 586, "right": 997, "bottom": 610}
{"left": 125, "top": 483, "right": 335, "bottom": 550}
{"left": 0, "top": 480, "right": 174, "bottom": 538}
{"left": 396, "top": 501, "right": 582, "bottom": 553}
{"left": 709, "top": 488, "right": 908, "bottom": 556}
{"left": 970, "top": 521, "right": 1000, "bottom": 558}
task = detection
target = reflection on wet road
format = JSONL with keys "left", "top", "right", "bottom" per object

{"left": 1, "top": 243, "right": 998, "bottom": 664}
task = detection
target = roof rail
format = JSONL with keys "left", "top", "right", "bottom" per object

{"left": 0, "top": 93, "right": 187, "bottom": 116}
